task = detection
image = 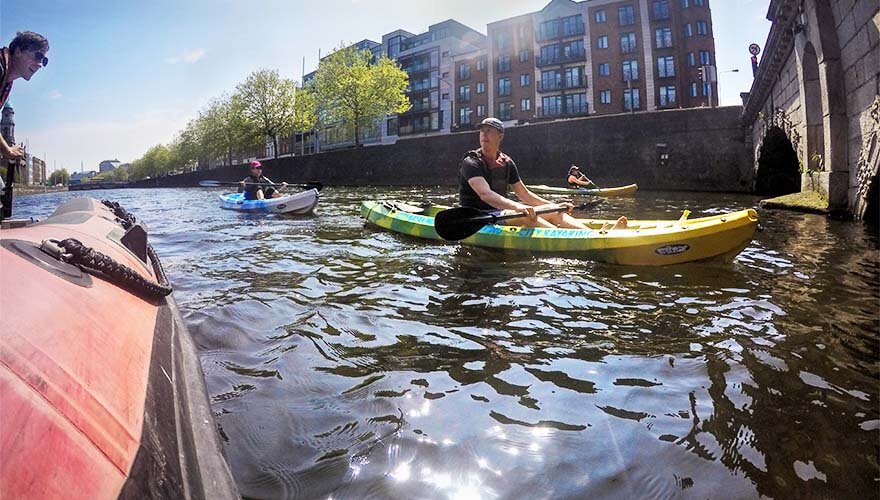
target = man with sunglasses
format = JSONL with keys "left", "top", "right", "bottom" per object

{"left": 0, "top": 31, "right": 49, "bottom": 161}
{"left": 238, "top": 160, "right": 287, "bottom": 200}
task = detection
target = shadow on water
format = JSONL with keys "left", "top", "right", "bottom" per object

{"left": 13, "top": 187, "right": 880, "bottom": 499}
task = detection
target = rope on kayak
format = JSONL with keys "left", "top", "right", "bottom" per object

{"left": 101, "top": 199, "right": 172, "bottom": 291}
{"left": 43, "top": 238, "right": 172, "bottom": 299}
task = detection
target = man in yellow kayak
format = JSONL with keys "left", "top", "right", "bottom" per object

{"left": 459, "top": 117, "right": 626, "bottom": 230}
{"left": 567, "top": 165, "right": 597, "bottom": 189}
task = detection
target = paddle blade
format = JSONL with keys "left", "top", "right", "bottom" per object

{"left": 199, "top": 180, "right": 222, "bottom": 187}
{"left": 302, "top": 181, "right": 323, "bottom": 191}
{"left": 434, "top": 206, "right": 496, "bottom": 241}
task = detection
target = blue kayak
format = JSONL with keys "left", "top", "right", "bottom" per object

{"left": 218, "top": 190, "right": 318, "bottom": 214}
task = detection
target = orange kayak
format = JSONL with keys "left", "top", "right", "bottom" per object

{"left": 0, "top": 198, "right": 237, "bottom": 499}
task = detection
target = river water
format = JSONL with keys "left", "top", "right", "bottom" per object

{"left": 12, "top": 187, "right": 880, "bottom": 499}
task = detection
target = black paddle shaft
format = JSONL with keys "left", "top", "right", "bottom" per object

{"left": 434, "top": 206, "right": 569, "bottom": 241}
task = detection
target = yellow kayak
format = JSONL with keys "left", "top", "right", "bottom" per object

{"left": 528, "top": 183, "right": 639, "bottom": 197}
{"left": 361, "top": 201, "right": 758, "bottom": 266}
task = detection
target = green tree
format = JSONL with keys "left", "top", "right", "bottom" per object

{"left": 168, "top": 119, "right": 202, "bottom": 172}
{"left": 130, "top": 144, "right": 172, "bottom": 180}
{"left": 236, "top": 69, "right": 313, "bottom": 158}
{"left": 48, "top": 168, "right": 70, "bottom": 186}
{"left": 199, "top": 94, "right": 257, "bottom": 167}
{"left": 313, "top": 45, "right": 410, "bottom": 146}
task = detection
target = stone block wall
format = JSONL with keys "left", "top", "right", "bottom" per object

{"left": 134, "top": 106, "right": 752, "bottom": 193}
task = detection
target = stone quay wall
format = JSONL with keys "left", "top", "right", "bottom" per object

{"left": 133, "top": 106, "right": 752, "bottom": 192}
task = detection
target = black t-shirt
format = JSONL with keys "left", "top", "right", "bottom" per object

{"left": 239, "top": 174, "right": 274, "bottom": 199}
{"left": 458, "top": 149, "right": 521, "bottom": 210}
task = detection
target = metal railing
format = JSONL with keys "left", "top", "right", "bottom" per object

{"left": 536, "top": 50, "right": 586, "bottom": 67}
{"left": 537, "top": 76, "right": 587, "bottom": 92}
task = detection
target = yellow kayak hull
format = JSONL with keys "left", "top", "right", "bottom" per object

{"left": 361, "top": 201, "right": 758, "bottom": 266}
{"left": 528, "top": 183, "right": 639, "bottom": 197}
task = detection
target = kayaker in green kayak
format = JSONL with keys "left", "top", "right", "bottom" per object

{"left": 567, "top": 165, "right": 597, "bottom": 189}
{"left": 460, "top": 118, "right": 626, "bottom": 230}
{"left": 238, "top": 160, "right": 287, "bottom": 200}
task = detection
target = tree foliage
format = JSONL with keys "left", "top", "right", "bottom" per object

{"left": 236, "top": 69, "right": 314, "bottom": 158}
{"left": 313, "top": 45, "right": 410, "bottom": 146}
{"left": 198, "top": 94, "right": 257, "bottom": 166}
{"left": 48, "top": 168, "right": 70, "bottom": 185}
{"left": 130, "top": 144, "right": 172, "bottom": 180}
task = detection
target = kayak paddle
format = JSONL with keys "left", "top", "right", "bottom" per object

{"left": 434, "top": 205, "right": 570, "bottom": 241}
{"left": 199, "top": 180, "right": 323, "bottom": 191}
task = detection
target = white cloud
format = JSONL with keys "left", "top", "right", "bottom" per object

{"left": 165, "top": 48, "right": 206, "bottom": 64}
{"left": 47, "top": 90, "right": 62, "bottom": 100}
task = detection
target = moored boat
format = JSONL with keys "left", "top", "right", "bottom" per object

{"left": 219, "top": 189, "right": 318, "bottom": 214}
{"left": 528, "top": 183, "right": 639, "bottom": 197}
{"left": 0, "top": 198, "right": 238, "bottom": 499}
{"left": 361, "top": 200, "right": 758, "bottom": 266}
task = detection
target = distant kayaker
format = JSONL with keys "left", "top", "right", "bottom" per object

{"left": 238, "top": 160, "right": 286, "bottom": 200}
{"left": 459, "top": 117, "right": 626, "bottom": 230}
{"left": 0, "top": 31, "right": 49, "bottom": 161}
{"left": 567, "top": 165, "right": 597, "bottom": 189}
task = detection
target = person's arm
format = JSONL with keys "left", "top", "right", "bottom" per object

{"left": 0, "top": 135, "right": 23, "bottom": 160}
{"left": 467, "top": 177, "right": 526, "bottom": 211}
{"left": 568, "top": 175, "right": 595, "bottom": 188}
{"left": 511, "top": 181, "right": 554, "bottom": 206}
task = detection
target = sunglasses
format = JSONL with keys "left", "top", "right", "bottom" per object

{"left": 34, "top": 51, "right": 49, "bottom": 67}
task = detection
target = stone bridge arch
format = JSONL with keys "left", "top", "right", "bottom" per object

{"left": 755, "top": 123, "right": 800, "bottom": 196}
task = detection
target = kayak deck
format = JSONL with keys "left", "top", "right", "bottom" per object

{"left": 219, "top": 189, "right": 318, "bottom": 214}
{"left": 361, "top": 200, "right": 758, "bottom": 266}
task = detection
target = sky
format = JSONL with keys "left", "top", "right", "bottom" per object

{"left": 2, "top": 0, "right": 773, "bottom": 174}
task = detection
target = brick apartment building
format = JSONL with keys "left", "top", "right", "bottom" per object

{"left": 453, "top": 0, "right": 718, "bottom": 129}
{"left": 293, "top": 0, "right": 717, "bottom": 155}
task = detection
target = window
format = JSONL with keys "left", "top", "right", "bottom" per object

{"left": 563, "top": 40, "right": 585, "bottom": 58}
{"left": 652, "top": 0, "right": 670, "bottom": 19}
{"left": 655, "top": 27, "right": 673, "bottom": 48}
{"left": 520, "top": 73, "right": 530, "bottom": 86}
{"left": 476, "top": 57, "right": 486, "bottom": 71}
{"left": 459, "top": 85, "right": 471, "bottom": 102}
{"left": 387, "top": 117, "right": 399, "bottom": 136}
{"left": 441, "top": 50, "right": 450, "bottom": 57}
{"left": 620, "top": 32, "right": 637, "bottom": 53}
{"left": 598, "top": 63, "right": 610, "bottom": 76}
{"left": 657, "top": 56, "right": 675, "bottom": 78}
{"left": 498, "top": 55, "right": 511, "bottom": 72}
{"left": 459, "top": 63, "right": 471, "bottom": 80}
{"left": 622, "top": 60, "right": 639, "bottom": 81}
{"left": 566, "top": 93, "right": 588, "bottom": 114}
{"left": 564, "top": 66, "right": 584, "bottom": 87}
{"left": 695, "top": 0, "right": 704, "bottom": 5}
{"left": 521, "top": 98, "right": 531, "bottom": 111}
{"left": 687, "top": 52, "right": 696, "bottom": 66}
{"left": 540, "top": 44, "right": 560, "bottom": 64}
{"left": 683, "top": 23, "right": 693, "bottom": 37}
{"left": 476, "top": 82, "right": 486, "bottom": 94}
{"left": 659, "top": 85, "right": 676, "bottom": 106}
{"left": 618, "top": 6, "right": 635, "bottom": 26}
{"left": 702, "top": 82, "right": 712, "bottom": 96}
{"left": 442, "top": 72, "right": 449, "bottom": 78}
{"left": 597, "top": 35, "right": 608, "bottom": 49}
{"left": 689, "top": 82, "right": 698, "bottom": 97}
{"left": 459, "top": 107, "right": 472, "bottom": 125}
{"left": 496, "top": 32, "right": 508, "bottom": 49}
{"left": 541, "top": 70, "right": 561, "bottom": 90}
{"left": 600, "top": 90, "right": 612, "bottom": 104}
{"left": 595, "top": 10, "right": 606, "bottom": 23}
{"left": 699, "top": 50, "right": 711, "bottom": 65}
{"left": 538, "top": 19, "right": 560, "bottom": 40}
{"left": 562, "top": 14, "right": 584, "bottom": 36}
{"left": 681, "top": 0, "right": 689, "bottom": 7}
{"left": 696, "top": 21, "right": 708, "bottom": 35}
{"left": 498, "top": 77, "right": 511, "bottom": 96}
{"left": 498, "top": 102, "right": 512, "bottom": 120}
{"left": 542, "top": 95, "right": 562, "bottom": 116}
{"left": 519, "top": 49, "right": 529, "bottom": 62}
{"left": 476, "top": 104, "right": 486, "bottom": 117}
{"left": 441, "top": 92, "right": 449, "bottom": 100}
{"left": 624, "top": 88, "right": 641, "bottom": 110}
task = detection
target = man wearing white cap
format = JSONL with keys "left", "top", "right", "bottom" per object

{"left": 459, "top": 117, "right": 626, "bottom": 229}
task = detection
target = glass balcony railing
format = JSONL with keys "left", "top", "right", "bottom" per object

{"left": 537, "top": 76, "right": 587, "bottom": 92}
{"left": 536, "top": 24, "right": 585, "bottom": 42}
{"left": 536, "top": 49, "right": 586, "bottom": 67}
{"left": 536, "top": 105, "right": 589, "bottom": 118}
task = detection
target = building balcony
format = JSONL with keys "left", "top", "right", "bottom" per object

{"left": 458, "top": 95, "right": 471, "bottom": 103}
{"left": 537, "top": 76, "right": 587, "bottom": 92}
{"left": 536, "top": 24, "right": 585, "bottom": 42}
{"left": 536, "top": 105, "right": 589, "bottom": 118}
{"left": 401, "top": 63, "right": 435, "bottom": 75}
{"left": 536, "top": 50, "right": 586, "bottom": 67}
